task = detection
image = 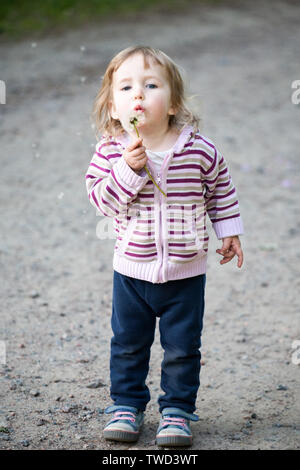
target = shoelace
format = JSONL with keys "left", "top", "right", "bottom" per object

{"left": 109, "top": 411, "right": 136, "bottom": 424}
{"left": 161, "top": 416, "right": 188, "bottom": 430}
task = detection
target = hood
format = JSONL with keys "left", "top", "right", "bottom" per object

{"left": 116, "top": 125, "right": 196, "bottom": 155}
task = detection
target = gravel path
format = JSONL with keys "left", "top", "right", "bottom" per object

{"left": 0, "top": 0, "right": 299, "bottom": 450}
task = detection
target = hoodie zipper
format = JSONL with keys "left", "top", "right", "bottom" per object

{"left": 157, "top": 171, "right": 164, "bottom": 283}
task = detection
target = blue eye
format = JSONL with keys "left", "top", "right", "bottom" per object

{"left": 121, "top": 84, "right": 157, "bottom": 91}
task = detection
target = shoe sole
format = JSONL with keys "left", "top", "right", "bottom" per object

{"left": 156, "top": 435, "right": 192, "bottom": 447}
{"left": 104, "top": 429, "right": 140, "bottom": 442}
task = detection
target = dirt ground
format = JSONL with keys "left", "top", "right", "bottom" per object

{"left": 0, "top": 0, "right": 299, "bottom": 450}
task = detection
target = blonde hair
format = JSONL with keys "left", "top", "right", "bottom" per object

{"left": 91, "top": 45, "right": 201, "bottom": 140}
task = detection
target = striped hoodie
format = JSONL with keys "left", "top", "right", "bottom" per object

{"left": 85, "top": 124, "right": 244, "bottom": 283}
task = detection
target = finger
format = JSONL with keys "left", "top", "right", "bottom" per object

{"left": 128, "top": 138, "right": 143, "bottom": 151}
{"left": 220, "top": 255, "right": 234, "bottom": 264}
{"left": 219, "top": 239, "right": 232, "bottom": 254}
{"left": 237, "top": 249, "right": 244, "bottom": 268}
{"left": 130, "top": 147, "right": 146, "bottom": 158}
{"left": 219, "top": 250, "right": 235, "bottom": 264}
{"left": 128, "top": 154, "right": 147, "bottom": 169}
{"left": 216, "top": 247, "right": 231, "bottom": 256}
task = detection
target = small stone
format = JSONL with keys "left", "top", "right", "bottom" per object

{"left": 29, "top": 389, "right": 40, "bottom": 397}
{"left": 277, "top": 384, "right": 288, "bottom": 391}
{"left": 242, "top": 429, "right": 250, "bottom": 435}
{"left": 61, "top": 404, "right": 79, "bottom": 414}
{"left": 21, "top": 439, "right": 30, "bottom": 447}
{"left": 37, "top": 419, "right": 48, "bottom": 426}
{"left": 86, "top": 379, "right": 105, "bottom": 389}
{"left": 261, "top": 282, "right": 269, "bottom": 287}
{"left": 251, "top": 413, "right": 257, "bottom": 419}
{"left": 30, "top": 291, "right": 40, "bottom": 298}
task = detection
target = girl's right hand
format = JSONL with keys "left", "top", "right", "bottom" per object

{"left": 123, "top": 138, "right": 148, "bottom": 173}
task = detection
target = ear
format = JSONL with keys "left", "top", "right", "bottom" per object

{"left": 108, "top": 99, "right": 119, "bottom": 120}
{"left": 168, "top": 104, "right": 177, "bottom": 116}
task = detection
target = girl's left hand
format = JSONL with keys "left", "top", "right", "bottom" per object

{"left": 216, "top": 235, "right": 244, "bottom": 268}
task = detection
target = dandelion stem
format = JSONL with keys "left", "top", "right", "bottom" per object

{"left": 130, "top": 118, "right": 167, "bottom": 197}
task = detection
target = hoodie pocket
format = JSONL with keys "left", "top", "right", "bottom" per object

{"left": 167, "top": 205, "right": 202, "bottom": 261}
{"left": 118, "top": 216, "right": 137, "bottom": 256}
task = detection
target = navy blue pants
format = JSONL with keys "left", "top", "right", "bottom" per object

{"left": 110, "top": 270, "right": 206, "bottom": 414}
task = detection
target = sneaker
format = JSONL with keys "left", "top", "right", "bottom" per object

{"left": 103, "top": 405, "right": 144, "bottom": 442}
{"left": 156, "top": 407, "right": 199, "bottom": 447}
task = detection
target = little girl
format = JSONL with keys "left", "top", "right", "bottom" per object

{"left": 85, "top": 45, "right": 244, "bottom": 447}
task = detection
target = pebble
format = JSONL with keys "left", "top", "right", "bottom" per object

{"left": 30, "top": 290, "right": 40, "bottom": 298}
{"left": 29, "top": 389, "right": 40, "bottom": 397}
{"left": 20, "top": 439, "right": 30, "bottom": 447}
{"left": 61, "top": 404, "right": 79, "bottom": 413}
{"left": 37, "top": 419, "right": 48, "bottom": 426}
{"left": 242, "top": 429, "right": 250, "bottom": 435}
{"left": 86, "top": 379, "right": 105, "bottom": 389}
{"left": 277, "top": 384, "right": 288, "bottom": 391}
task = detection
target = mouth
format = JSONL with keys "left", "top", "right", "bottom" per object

{"left": 133, "top": 105, "right": 145, "bottom": 112}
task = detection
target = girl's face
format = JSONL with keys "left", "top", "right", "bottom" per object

{"left": 109, "top": 53, "right": 176, "bottom": 135}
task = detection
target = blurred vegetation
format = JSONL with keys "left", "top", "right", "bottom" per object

{"left": 0, "top": 0, "right": 225, "bottom": 41}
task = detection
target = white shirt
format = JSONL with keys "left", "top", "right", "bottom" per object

{"left": 146, "top": 148, "right": 172, "bottom": 173}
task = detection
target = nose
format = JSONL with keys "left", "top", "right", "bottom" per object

{"left": 133, "top": 85, "right": 144, "bottom": 100}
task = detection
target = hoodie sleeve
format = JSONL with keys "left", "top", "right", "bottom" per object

{"left": 85, "top": 138, "right": 149, "bottom": 217}
{"left": 203, "top": 144, "right": 244, "bottom": 239}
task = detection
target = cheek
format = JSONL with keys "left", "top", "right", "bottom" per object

{"left": 151, "top": 94, "right": 169, "bottom": 112}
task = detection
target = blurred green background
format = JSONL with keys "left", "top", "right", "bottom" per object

{"left": 0, "top": 0, "right": 225, "bottom": 40}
